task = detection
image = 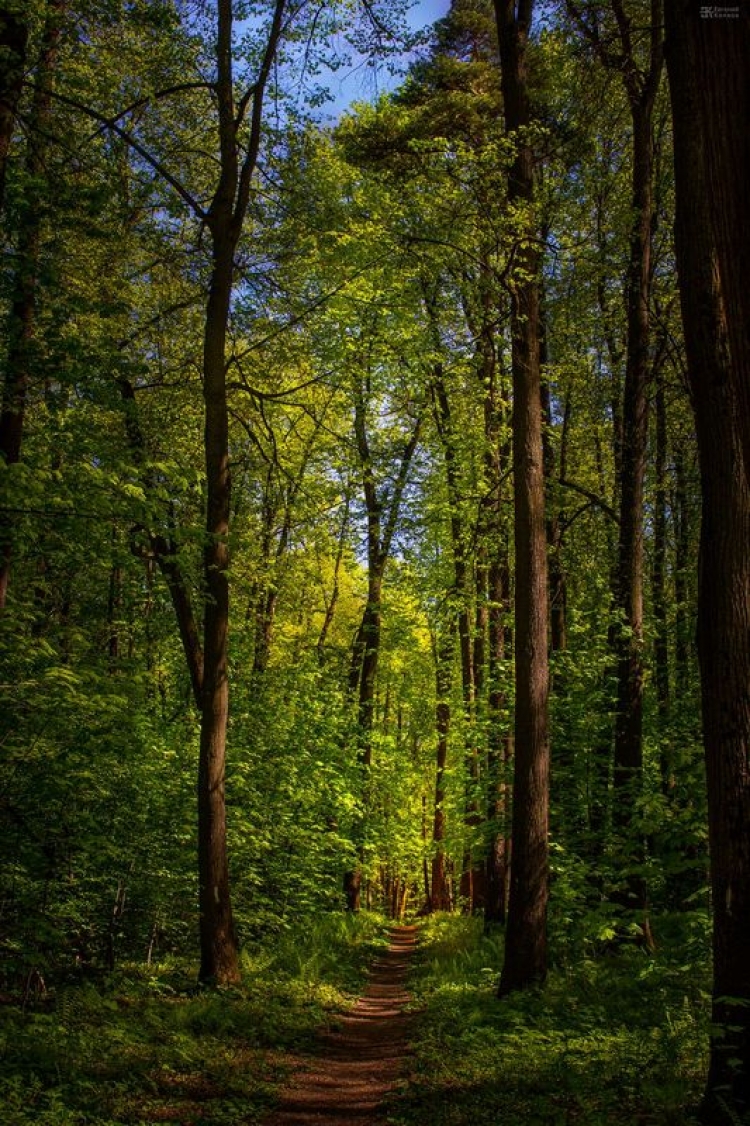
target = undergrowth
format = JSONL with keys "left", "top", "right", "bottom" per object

{"left": 389, "top": 912, "right": 710, "bottom": 1126}
{"left": 0, "top": 911, "right": 388, "bottom": 1125}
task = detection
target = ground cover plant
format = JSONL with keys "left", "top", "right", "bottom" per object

{"left": 389, "top": 914, "right": 709, "bottom": 1126}
{"left": 0, "top": 913, "right": 388, "bottom": 1126}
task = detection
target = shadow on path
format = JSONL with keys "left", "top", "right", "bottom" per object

{"left": 262, "top": 925, "right": 417, "bottom": 1126}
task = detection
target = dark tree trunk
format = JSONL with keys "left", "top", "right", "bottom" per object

{"left": 0, "top": 7, "right": 27, "bottom": 212}
{"left": 195, "top": 0, "right": 286, "bottom": 983}
{"left": 652, "top": 363, "right": 670, "bottom": 789}
{"left": 689, "top": 7, "right": 750, "bottom": 490}
{"left": 431, "top": 627, "right": 455, "bottom": 913}
{"left": 197, "top": 228, "right": 239, "bottom": 985}
{"left": 317, "top": 489, "right": 351, "bottom": 665}
{"left": 0, "top": 4, "right": 61, "bottom": 607}
{"left": 672, "top": 449, "right": 690, "bottom": 697}
{"left": 485, "top": 550, "right": 512, "bottom": 927}
{"left": 541, "top": 380, "right": 569, "bottom": 657}
{"left": 581, "top": 1, "right": 663, "bottom": 938}
{"left": 480, "top": 339, "right": 512, "bottom": 927}
{"left": 495, "top": 0, "right": 550, "bottom": 996}
{"left": 346, "top": 380, "right": 421, "bottom": 909}
{"left": 118, "top": 378, "right": 205, "bottom": 707}
{"left": 666, "top": 7, "right": 750, "bottom": 1119}
{"left": 611, "top": 98, "right": 653, "bottom": 851}
{"left": 429, "top": 360, "right": 484, "bottom": 911}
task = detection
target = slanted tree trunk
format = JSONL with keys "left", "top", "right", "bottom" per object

{"left": 666, "top": 6, "right": 750, "bottom": 1119}
{"left": 494, "top": 0, "right": 550, "bottom": 996}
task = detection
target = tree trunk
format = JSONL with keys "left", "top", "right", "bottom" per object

{"left": 599, "top": 3, "right": 663, "bottom": 943}
{"left": 0, "top": 3, "right": 61, "bottom": 607}
{"left": 0, "top": 7, "right": 28, "bottom": 212}
{"left": 611, "top": 98, "right": 653, "bottom": 859}
{"left": 346, "top": 380, "right": 421, "bottom": 909}
{"left": 495, "top": 0, "right": 550, "bottom": 996}
{"left": 197, "top": 229, "right": 239, "bottom": 985}
{"left": 689, "top": 7, "right": 750, "bottom": 490}
{"left": 429, "top": 361, "right": 484, "bottom": 910}
{"left": 672, "top": 449, "right": 690, "bottom": 697}
{"left": 541, "top": 380, "right": 569, "bottom": 657}
{"left": 652, "top": 363, "right": 670, "bottom": 790}
{"left": 481, "top": 353, "right": 512, "bottom": 927}
{"left": 431, "top": 626, "right": 455, "bottom": 913}
{"left": 485, "top": 550, "right": 512, "bottom": 927}
{"left": 666, "top": 7, "right": 750, "bottom": 1118}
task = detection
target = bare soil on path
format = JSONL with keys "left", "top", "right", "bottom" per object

{"left": 262, "top": 925, "right": 417, "bottom": 1126}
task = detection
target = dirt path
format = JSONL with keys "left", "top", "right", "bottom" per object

{"left": 263, "top": 925, "right": 417, "bottom": 1126}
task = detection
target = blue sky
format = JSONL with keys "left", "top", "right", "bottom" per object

{"left": 321, "top": 0, "right": 452, "bottom": 117}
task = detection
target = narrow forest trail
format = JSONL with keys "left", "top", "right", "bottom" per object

{"left": 263, "top": 925, "right": 417, "bottom": 1126}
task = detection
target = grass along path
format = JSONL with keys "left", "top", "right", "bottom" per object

{"left": 389, "top": 914, "right": 709, "bottom": 1126}
{"left": 263, "top": 926, "right": 417, "bottom": 1125}
{"left": 0, "top": 913, "right": 390, "bottom": 1126}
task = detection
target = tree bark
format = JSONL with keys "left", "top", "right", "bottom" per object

{"left": 430, "top": 626, "right": 455, "bottom": 913}
{"left": 0, "top": 2, "right": 61, "bottom": 607}
{"left": 0, "top": 6, "right": 28, "bottom": 212}
{"left": 345, "top": 376, "right": 421, "bottom": 909}
{"left": 689, "top": 6, "right": 750, "bottom": 490}
{"left": 667, "top": 6, "right": 750, "bottom": 1119}
{"left": 652, "top": 362, "right": 670, "bottom": 790}
{"left": 429, "top": 360, "right": 484, "bottom": 910}
{"left": 198, "top": 223, "right": 238, "bottom": 984}
{"left": 195, "top": 0, "right": 287, "bottom": 983}
{"left": 494, "top": 0, "right": 550, "bottom": 996}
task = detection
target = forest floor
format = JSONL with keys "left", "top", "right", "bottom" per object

{"left": 0, "top": 911, "right": 711, "bottom": 1125}
{"left": 263, "top": 925, "right": 417, "bottom": 1126}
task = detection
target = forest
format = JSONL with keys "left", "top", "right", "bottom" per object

{"left": 1, "top": 0, "right": 749, "bottom": 1124}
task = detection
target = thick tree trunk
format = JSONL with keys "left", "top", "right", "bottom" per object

{"left": 667, "top": 7, "right": 750, "bottom": 1119}
{"left": 495, "top": 0, "right": 550, "bottom": 996}
{"left": 689, "top": 7, "right": 750, "bottom": 489}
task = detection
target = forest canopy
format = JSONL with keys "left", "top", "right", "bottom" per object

{"left": 1, "top": 1, "right": 749, "bottom": 1123}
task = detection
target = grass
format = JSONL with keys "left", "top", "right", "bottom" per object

{"left": 0, "top": 911, "right": 389, "bottom": 1125}
{"left": 388, "top": 912, "right": 710, "bottom": 1126}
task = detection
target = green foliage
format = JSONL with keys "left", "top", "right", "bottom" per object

{"left": 390, "top": 914, "right": 707, "bottom": 1126}
{"left": 0, "top": 911, "right": 387, "bottom": 1126}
